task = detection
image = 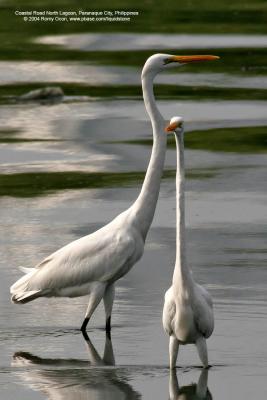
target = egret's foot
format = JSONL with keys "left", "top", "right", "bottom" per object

{"left": 80, "top": 317, "right": 89, "bottom": 333}
{"left": 105, "top": 317, "right": 111, "bottom": 339}
{"left": 105, "top": 316, "right": 111, "bottom": 332}
{"left": 81, "top": 330, "right": 90, "bottom": 341}
{"left": 204, "top": 364, "right": 212, "bottom": 369}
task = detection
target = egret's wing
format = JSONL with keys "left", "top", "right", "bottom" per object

{"left": 26, "top": 227, "right": 137, "bottom": 291}
{"left": 192, "top": 286, "right": 214, "bottom": 338}
{"left": 196, "top": 284, "right": 213, "bottom": 308}
{"left": 162, "top": 287, "right": 176, "bottom": 335}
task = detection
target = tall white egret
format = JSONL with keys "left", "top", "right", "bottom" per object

{"left": 162, "top": 117, "right": 214, "bottom": 368}
{"left": 10, "top": 54, "right": 219, "bottom": 334}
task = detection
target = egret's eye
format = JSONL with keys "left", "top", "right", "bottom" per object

{"left": 163, "top": 58, "right": 173, "bottom": 65}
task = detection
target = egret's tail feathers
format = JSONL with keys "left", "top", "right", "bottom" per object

{"left": 10, "top": 268, "right": 36, "bottom": 295}
{"left": 10, "top": 267, "right": 42, "bottom": 303}
{"left": 11, "top": 290, "right": 42, "bottom": 304}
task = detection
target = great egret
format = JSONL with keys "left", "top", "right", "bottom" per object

{"left": 10, "top": 54, "right": 219, "bottom": 334}
{"left": 162, "top": 117, "right": 214, "bottom": 368}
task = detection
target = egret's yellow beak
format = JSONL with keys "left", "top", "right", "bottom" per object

{"left": 165, "top": 122, "right": 180, "bottom": 133}
{"left": 165, "top": 55, "right": 220, "bottom": 64}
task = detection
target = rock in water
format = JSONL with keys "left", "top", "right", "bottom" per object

{"left": 18, "top": 87, "right": 64, "bottom": 102}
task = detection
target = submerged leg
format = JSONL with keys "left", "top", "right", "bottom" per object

{"left": 80, "top": 283, "right": 106, "bottom": 334}
{"left": 103, "top": 283, "right": 115, "bottom": 334}
{"left": 196, "top": 336, "right": 209, "bottom": 368}
{"left": 169, "top": 335, "right": 179, "bottom": 369}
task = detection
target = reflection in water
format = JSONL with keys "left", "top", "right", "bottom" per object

{"left": 169, "top": 369, "right": 212, "bottom": 400}
{"left": 12, "top": 334, "right": 141, "bottom": 400}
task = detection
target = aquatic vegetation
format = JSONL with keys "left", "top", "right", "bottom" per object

{"left": 0, "top": 169, "right": 215, "bottom": 197}
{"left": 115, "top": 126, "right": 267, "bottom": 154}
{"left": 1, "top": 0, "right": 267, "bottom": 40}
{"left": 183, "top": 125, "right": 267, "bottom": 153}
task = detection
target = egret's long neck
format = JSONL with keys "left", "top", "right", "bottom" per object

{"left": 172, "top": 133, "right": 192, "bottom": 288}
{"left": 131, "top": 72, "right": 166, "bottom": 239}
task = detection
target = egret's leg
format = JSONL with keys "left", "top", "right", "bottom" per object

{"left": 196, "top": 336, "right": 209, "bottom": 368}
{"left": 80, "top": 283, "right": 106, "bottom": 333}
{"left": 169, "top": 335, "right": 179, "bottom": 369}
{"left": 169, "top": 369, "right": 179, "bottom": 400}
{"left": 103, "top": 283, "right": 115, "bottom": 334}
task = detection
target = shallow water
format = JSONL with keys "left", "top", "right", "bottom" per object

{"left": 1, "top": 5, "right": 267, "bottom": 399}
{"left": 1, "top": 94, "right": 267, "bottom": 398}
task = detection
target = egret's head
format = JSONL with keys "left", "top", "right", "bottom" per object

{"left": 142, "top": 53, "right": 219, "bottom": 78}
{"left": 165, "top": 116, "right": 184, "bottom": 135}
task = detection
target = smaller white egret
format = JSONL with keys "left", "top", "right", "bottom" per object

{"left": 162, "top": 117, "right": 214, "bottom": 369}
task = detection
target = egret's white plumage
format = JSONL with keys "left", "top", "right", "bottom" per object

{"left": 162, "top": 116, "right": 214, "bottom": 368}
{"left": 10, "top": 54, "right": 170, "bottom": 332}
{"left": 10, "top": 54, "right": 218, "bottom": 334}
